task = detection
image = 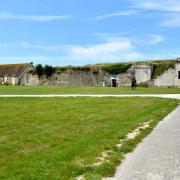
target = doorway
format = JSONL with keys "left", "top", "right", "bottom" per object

{"left": 112, "top": 79, "right": 117, "bottom": 87}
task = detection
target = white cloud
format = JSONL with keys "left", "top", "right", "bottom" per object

{"left": 20, "top": 41, "right": 64, "bottom": 51}
{"left": 0, "top": 33, "right": 163, "bottom": 65}
{"left": 160, "top": 13, "right": 180, "bottom": 27}
{"left": 128, "top": 0, "right": 180, "bottom": 28}
{"left": 1, "top": 32, "right": 165, "bottom": 65}
{"left": 148, "top": 35, "right": 164, "bottom": 45}
{"left": 0, "top": 12, "right": 73, "bottom": 22}
{"left": 95, "top": 33, "right": 164, "bottom": 46}
{"left": 64, "top": 39, "right": 141, "bottom": 62}
{"left": 0, "top": 38, "right": 142, "bottom": 65}
{"left": 93, "top": 10, "right": 136, "bottom": 20}
{"left": 131, "top": 0, "right": 180, "bottom": 12}
{"left": 69, "top": 41, "right": 132, "bottom": 57}
{"left": 0, "top": 41, "right": 65, "bottom": 51}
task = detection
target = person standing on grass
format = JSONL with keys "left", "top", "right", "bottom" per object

{"left": 131, "top": 76, "right": 137, "bottom": 90}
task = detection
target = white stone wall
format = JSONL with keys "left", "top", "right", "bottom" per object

{"left": 24, "top": 63, "right": 180, "bottom": 87}
{"left": 24, "top": 65, "right": 152, "bottom": 87}
{"left": 117, "top": 73, "right": 131, "bottom": 86}
{"left": 25, "top": 74, "right": 39, "bottom": 85}
{"left": 25, "top": 69, "right": 111, "bottom": 86}
{"left": 11, "top": 77, "right": 19, "bottom": 85}
{"left": 154, "top": 68, "right": 176, "bottom": 87}
{"left": 0, "top": 77, "right": 3, "bottom": 84}
{"left": 174, "top": 63, "right": 180, "bottom": 87}
{"left": 128, "top": 65, "right": 152, "bottom": 84}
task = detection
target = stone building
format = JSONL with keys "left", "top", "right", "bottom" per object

{"left": 0, "top": 63, "right": 33, "bottom": 85}
{"left": 153, "top": 60, "right": 180, "bottom": 87}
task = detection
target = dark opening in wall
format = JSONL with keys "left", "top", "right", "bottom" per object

{"left": 178, "top": 71, "right": 180, "bottom": 79}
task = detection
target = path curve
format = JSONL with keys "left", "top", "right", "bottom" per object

{"left": 104, "top": 105, "right": 180, "bottom": 180}
{"left": 0, "top": 94, "right": 180, "bottom": 99}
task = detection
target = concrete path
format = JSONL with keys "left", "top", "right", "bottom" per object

{"left": 0, "top": 94, "right": 180, "bottom": 100}
{"left": 104, "top": 105, "right": 180, "bottom": 180}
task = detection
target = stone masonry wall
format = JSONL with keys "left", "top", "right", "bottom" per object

{"left": 154, "top": 68, "right": 176, "bottom": 87}
{"left": 26, "top": 69, "right": 112, "bottom": 86}
{"left": 25, "top": 63, "right": 180, "bottom": 87}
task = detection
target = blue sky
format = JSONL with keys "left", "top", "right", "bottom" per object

{"left": 0, "top": 0, "right": 180, "bottom": 66}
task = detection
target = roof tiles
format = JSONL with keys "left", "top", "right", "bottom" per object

{"left": 0, "top": 63, "right": 31, "bottom": 77}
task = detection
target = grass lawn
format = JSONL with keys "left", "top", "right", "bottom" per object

{"left": 0, "top": 97, "right": 179, "bottom": 179}
{"left": 0, "top": 85, "right": 180, "bottom": 95}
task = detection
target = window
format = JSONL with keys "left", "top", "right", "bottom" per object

{"left": 179, "top": 71, "right": 180, "bottom": 79}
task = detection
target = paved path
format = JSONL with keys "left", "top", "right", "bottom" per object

{"left": 104, "top": 105, "right": 180, "bottom": 180}
{"left": 0, "top": 94, "right": 180, "bottom": 99}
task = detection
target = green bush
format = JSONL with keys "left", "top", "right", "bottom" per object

{"left": 56, "top": 65, "right": 91, "bottom": 71}
{"left": 102, "top": 63, "right": 132, "bottom": 75}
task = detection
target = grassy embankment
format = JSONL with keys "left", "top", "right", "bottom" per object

{"left": 0, "top": 97, "right": 179, "bottom": 179}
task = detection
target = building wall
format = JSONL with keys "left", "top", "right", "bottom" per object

{"left": 154, "top": 68, "right": 176, "bottom": 87}
{"left": 23, "top": 62, "right": 180, "bottom": 87}
{"left": 25, "top": 74, "right": 39, "bottom": 85}
{"left": 25, "top": 65, "right": 152, "bottom": 87}
{"left": 130, "top": 65, "right": 152, "bottom": 84}
{"left": 20, "top": 64, "right": 34, "bottom": 85}
{"left": 11, "top": 77, "right": 19, "bottom": 85}
{"left": 0, "top": 76, "right": 3, "bottom": 84}
{"left": 174, "top": 63, "right": 180, "bottom": 87}
{"left": 25, "top": 69, "right": 111, "bottom": 86}
{"left": 117, "top": 73, "right": 131, "bottom": 87}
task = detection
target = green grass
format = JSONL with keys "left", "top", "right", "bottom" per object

{"left": 0, "top": 97, "right": 179, "bottom": 179}
{"left": 0, "top": 85, "right": 180, "bottom": 95}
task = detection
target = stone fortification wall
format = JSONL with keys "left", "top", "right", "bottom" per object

{"left": 127, "top": 64, "right": 152, "bottom": 84}
{"left": 25, "top": 69, "right": 111, "bottom": 86}
{"left": 153, "top": 63, "right": 180, "bottom": 87}
{"left": 154, "top": 68, "right": 176, "bottom": 87}
{"left": 25, "top": 63, "right": 180, "bottom": 87}
{"left": 25, "top": 64, "right": 153, "bottom": 86}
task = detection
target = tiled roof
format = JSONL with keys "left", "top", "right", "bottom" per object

{"left": 0, "top": 63, "right": 32, "bottom": 77}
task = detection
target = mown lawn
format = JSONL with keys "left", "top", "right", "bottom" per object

{"left": 0, "top": 97, "right": 179, "bottom": 179}
{"left": 0, "top": 85, "right": 180, "bottom": 95}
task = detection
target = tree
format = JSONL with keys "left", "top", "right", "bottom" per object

{"left": 44, "top": 65, "right": 55, "bottom": 78}
{"left": 35, "top": 64, "right": 43, "bottom": 77}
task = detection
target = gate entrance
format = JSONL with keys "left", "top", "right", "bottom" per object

{"left": 112, "top": 79, "right": 117, "bottom": 87}
{"left": 111, "top": 77, "right": 117, "bottom": 87}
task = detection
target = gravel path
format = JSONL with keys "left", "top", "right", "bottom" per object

{"left": 0, "top": 94, "right": 180, "bottom": 99}
{"left": 104, "top": 105, "right": 180, "bottom": 180}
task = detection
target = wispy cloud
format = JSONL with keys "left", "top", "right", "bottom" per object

{"left": 160, "top": 13, "right": 180, "bottom": 27}
{"left": 0, "top": 12, "right": 73, "bottom": 22}
{"left": 1, "top": 32, "right": 164, "bottom": 65}
{"left": 0, "top": 41, "right": 65, "bottom": 51}
{"left": 148, "top": 35, "right": 164, "bottom": 45}
{"left": 95, "top": 32, "right": 164, "bottom": 46}
{"left": 130, "top": 0, "right": 180, "bottom": 12}
{"left": 0, "top": 38, "right": 142, "bottom": 65}
{"left": 62, "top": 37, "right": 142, "bottom": 63}
{"left": 19, "top": 41, "right": 64, "bottom": 51}
{"left": 92, "top": 10, "right": 136, "bottom": 20}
